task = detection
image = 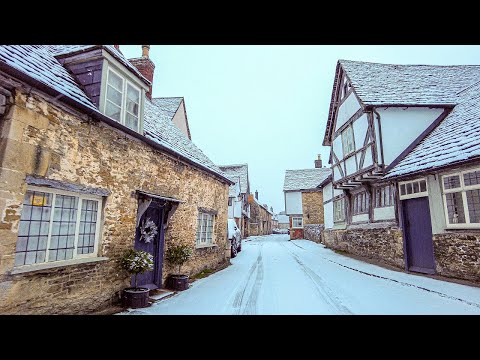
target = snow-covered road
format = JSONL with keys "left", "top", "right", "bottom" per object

{"left": 122, "top": 234, "right": 480, "bottom": 315}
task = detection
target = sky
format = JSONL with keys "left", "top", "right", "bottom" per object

{"left": 120, "top": 45, "right": 480, "bottom": 213}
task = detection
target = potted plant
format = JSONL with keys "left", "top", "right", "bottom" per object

{"left": 165, "top": 244, "right": 193, "bottom": 291}
{"left": 120, "top": 249, "right": 154, "bottom": 308}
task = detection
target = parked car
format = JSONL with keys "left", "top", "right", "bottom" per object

{"left": 228, "top": 219, "right": 242, "bottom": 258}
{"left": 272, "top": 228, "right": 289, "bottom": 234}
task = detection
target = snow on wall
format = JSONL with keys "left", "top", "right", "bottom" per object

{"left": 373, "top": 206, "right": 396, "bottom": 221}
{"left": 286, "top": 191, "right": 302, "bottom": 215}
{"left": 324, "top": 201, "right": 334, "bottom": 229}
{"left": 378, "top": 107, "right": 444, "bottom": 166}
{"left": 335, "top": 92, "right": 362, "bottom": 131}
{"left": 352, "top": 214, "right": 369, "bottom": 223}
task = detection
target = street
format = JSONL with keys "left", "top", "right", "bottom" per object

{"left": 122, "top": 234, "right": 480, "bottom": 315}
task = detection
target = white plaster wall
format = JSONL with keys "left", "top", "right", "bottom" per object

{"left": 373, "top": 206, "right": 396, "bottom": 221}
{"left": 427, "top": 174, "right": 447, "bottom": 234}
{"left": 324, "top": 201, "right": 334, "bottom": 229}
{"left": 172, "top": 100, "right": 190, "bottom": 139}
{"left": 228, "top": 204, "right": 234, "bottom": 218}
{"left": 345, "top": 156, "right": 357, "bottom": 176}
{"left": 352, "top": 213, "right": 369, "bottom": 223}
{"left": 378, "top": 107, "right": 444, "bottom": 166}
{"left": 352, "top": 113, "right": 368, "bottom": 149}
{"left": 234, "top": 200, "right": 242, "bottom": 218}
{"left": 285, "top": 191, "right": 302, "bottom": 215}
{"left": 374, "top": 114, "right": 383, "bottom": 165}
{"left": 323, "top": 182, "right": 333, "bottom": 202}
{"left": 333, "top": 136, "right": 343, "bottom": 160}
{"left": 334, "top": 188, "right": 344, "bottom": 197}
{"left": 333, "top": 165, "right": 342, "bottom": 181}
{"left": 363, "top": 145, "right": 373, "bottom": 168}
{"left": 335, "top": 93, "right": 362, "bottom": 131}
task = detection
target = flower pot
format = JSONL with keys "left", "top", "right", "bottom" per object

{"left": 122, "top": 287, "right": 150, "bottom": 308}
{"left": 166, "top": 274, "right": 189, "bottom": 291}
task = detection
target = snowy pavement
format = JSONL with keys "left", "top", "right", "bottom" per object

{"left": 120, "top": 234, "right": 480, "bottom": 315}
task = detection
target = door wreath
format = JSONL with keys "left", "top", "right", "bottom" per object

{"left": 139, "top": 218, "right": 158, "bottom": 243}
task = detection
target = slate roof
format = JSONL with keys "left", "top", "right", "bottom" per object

{"left": 218, "top": 164, "right": 249, "bottom": 194}
{"left": 283, "top": 168, "right": 331, "bottom": 191}
{"left": 385, "top": 82, "right": 480, "bottom": 178}
{"left": 151, "top": 97, "right": 183, "bottom": 121}
{"left": 226, "top": 176, "right": 241, "bottom": 197}
{"left": 340, "top": 60, "right": 480, "bottom": 106}
{"left": 0, "top": 45, "right": 230, "bottom": 184}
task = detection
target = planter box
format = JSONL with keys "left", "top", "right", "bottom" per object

{"left": 122, "top": 287, "right": 150, "bottom": 308}
{"left": 166, "top": 275, "right": 189, "bottom": 291}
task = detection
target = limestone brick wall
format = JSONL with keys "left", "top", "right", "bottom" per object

{"left": 302, "top": 191, "right": 324, "bottom": 225}
{"left": 0, "top": 86, "right": 229, "bottom": 314}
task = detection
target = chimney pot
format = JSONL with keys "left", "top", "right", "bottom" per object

{"left": 142, "top": 45, "right": 150, "bottom": 58}
{"left": 315, "top": 154, "right": 323, "bottom": 168}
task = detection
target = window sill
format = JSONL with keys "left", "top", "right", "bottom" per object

{"left": 9, "top": 257, "right": 109, "bottom": 275}
{"left": 195, "top": 244, "right": 218, "bottom": 250}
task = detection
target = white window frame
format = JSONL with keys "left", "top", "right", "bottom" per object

{"left": 333, "top": 198, "right": 345, "bottom": 222}
{"left": 15, "top": 186, "right": 102, "bottom": 268}
{"left": 441, "top": 168, "right": 480, "bottom": 229}
{"left": 341, "top": 125, "right": 355, "bottom": 156}
{"left": 398, "top": 178, "right": 428, "bottom": 200}
{"left": 291, "top": 216, "right": 303, "bottom": 229}
{"left": 105, "top": 66, "right": 142, "bottom": 132}
{"left": 374, "top": 184, "right": 394, "bottom": 208}
{"left": 195, "top": 212, "right": 215, "bottom": 248}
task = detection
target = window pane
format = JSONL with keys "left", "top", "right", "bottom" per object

{"left": 444, "top": 175, "right": 461, "bottom": 189}
{"left": 127, "top": 84, "right": 139, "bottom": 114}
{"left": 125, "top": 113, "right": 139, "bottom": 131}
{"left": 419, "top": 180, "right": 427, "bottom": 192}
{"left": 413, "top": 182, "right": 419, "bottom": 193}
{"left": 466, "top": 189, "right": 480, "bottom": 223}
{"left": 400, "top": 184, "right": 406, "bottom": 196}
{"left": 445, "top": 192, "right": 466, "bottom": 224}
{"left": 105, "top": 101, "right": 121, "bottom": 121}
{"left": 406, "top": 183, "right": 413, "bottom": 195}
{"left": 464, "top": 171, "right": 480, "bottom": 186}
{"left": 107, "top": 86, "right": 122, "bottom": 107}
{"left": 108, "top": 70, "right": 123, "bottom": 91}
{"left": 77, "top": 200, "right": 98, "bottom": 255}
{"left": 50, "top": 195, "right": 78, "bottom": 261}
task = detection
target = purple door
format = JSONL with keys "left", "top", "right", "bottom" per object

{"left": 134, "top": 201, "right": 165, "bottom": 289}
{"left": 402, "top": 197, "right": 435, "bottom": 274}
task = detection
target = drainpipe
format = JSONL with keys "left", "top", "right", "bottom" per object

{"left": 372, "top": 108, "right": 385, "bottom": 168}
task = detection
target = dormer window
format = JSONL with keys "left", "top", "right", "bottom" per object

{"left": 104, "top": 67, "right": 142, "bottom": 132}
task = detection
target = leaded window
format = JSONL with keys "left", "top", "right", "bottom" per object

{"left": 341, "top": 126, "right": 355, "bottom": 156}
{"left": 375, "top": 185, "right": 394, "bottom": 208}
{"left": 333, "top": 198, "right": 345, "bottom": 222}
{"left": 352, "top": 191, "right": 369, "bottom": 215}
{"left": 196, "top": 212, "right": 215, "bottom": 247}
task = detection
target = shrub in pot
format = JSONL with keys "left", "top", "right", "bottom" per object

{"left": 120, "top": 249, "right": 154, "bottom": 308}
{"left": 165, "top": 244, "right": 193, "bottom": 291}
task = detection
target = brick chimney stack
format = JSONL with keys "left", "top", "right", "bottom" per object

{"left": 114, "top": 45, "right": 120, "bottom": 50}
{"left": 315, "top": 154, "right": 323, "bottom": 168}
{"left": 129, "top": 45, "right": 155, "bottom": 100}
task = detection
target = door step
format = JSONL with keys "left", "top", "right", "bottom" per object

{"left": 149, "top": 289, "right": 175, "bottom": 302}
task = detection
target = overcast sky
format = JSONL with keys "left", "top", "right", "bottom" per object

{"left": 120, "top": 45, "right": 480, "bottom": 213}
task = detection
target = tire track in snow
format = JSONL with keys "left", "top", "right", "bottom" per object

{"left": 289, "top": 240, "right": 480, "bottom": 310}
{"left": 281, "top": 241, "right": 353, "bottom": 315}
{"left": 242, "top": 251, "right": 264, "bottom": 315}
{"left": 232, "top": 242, "right": 264, "bottom": 315}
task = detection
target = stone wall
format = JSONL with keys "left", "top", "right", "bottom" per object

{"left": 302, "top": 191, "right": 323, "bottom": 225}
{"left": 0, "top": 86, "right": 229, "bottom": 314}
{"left": 304, "top": 224, "right": 324, "bottom": 243}
{"left": 433, "top": 232, "right": 480, "bottom": 282}
{"left": 322, "top": 225, "right": 405, "bottom": 268}
{"left": 248, "top": 200, "right": 272, "bottom": 236}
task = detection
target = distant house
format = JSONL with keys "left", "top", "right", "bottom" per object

{"left": 218, "top": 164, "right": 250, "bottom": 237}
{"left": 322, "top": 59, "right": 480, "bottom": 282}
{"left": 283, "top": 155, "right": 331, "bottom": 241}
{"left": 275, "top": 213, "right": 290, "bottom": 230}
{"left": 248, "top": 190, "right": 273, "bottom": 236}
{"left": 0, "top": 45, "right": 233, "bottom": 314}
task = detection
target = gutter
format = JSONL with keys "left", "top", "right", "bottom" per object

{"left": 0, "top": 62, "right": 234, "bottom": 186}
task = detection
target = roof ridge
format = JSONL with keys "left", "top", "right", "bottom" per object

{"left": 340, "top": 59, "right": 480, "bottom": 68}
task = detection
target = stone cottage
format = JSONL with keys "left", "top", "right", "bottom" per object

{"left": 322, "top": 59, "right": 480, "bottom": 282}
{"left": 0, "top": 45, "right": 233, "bottom": 314}
{"left": 248, "top": 190, "right": 273, "bottom": 236}
{"left": 283, "top": 156, "right": 330, "bottom": 241}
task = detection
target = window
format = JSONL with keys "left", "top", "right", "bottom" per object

{"left": 105, "top": 68, "right": 142, "bottom": 132}
{"left": 292, "top": 217, "right": 303, "bottom": 228}
{"left": 333, "top": 198, "right": 345, "bottom": 222}
{"left": 398, "top": 178, "right": 428, "bottom": 200}
{"left": 341, "top": 126, "right": 355, "bottom": 156}
{"left": 442, "top": 169, "right": 480, "bottom": 227}
{"left": 375, "top": 185, "right": 394, "bottom": 208}
{"left": 228, "top": 198, "right": 233, "bottom": 206}
{"left": 352, "top": 191, "right": 369, "bottom": 215}
{"left": 15, "top": 188, "right": 101, "bottom": 267}
{"left": 196, "top": 212, "right": 215, "bottom": 247}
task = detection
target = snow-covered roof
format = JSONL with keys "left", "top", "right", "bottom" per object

{"left": 227, "top": 176, "right": 241, "bottom": 197}
{"left": 0, "top": 45, "right": 97, "bottom": 111}
{"left": 276, "top": 214, "right": 289, "bottom": 224}
{"left": 340, "top": 59, "right": 480, "bottom": 106}
{"left": 252, "top": 196, "right": 273, "bottom": 215}
{"left": 385, "top": 82, "right": 480, "bottom": 179}
{"left": 47, "top": 45, "right": 151, "bottom": 86}
{"left": 151, "top": 97, "right": 183, "bottom": 121}
{"left": 144, "top": 100, "right": 228, "bottom": 179}
{"left": 0, "top": 45, "right": 230, "bottom": 184}
{"left": 283, "top": 168, "right": 331, "bottom": 191}
{"left": 218, "top": 164, "right": 249, "bottom": 194}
